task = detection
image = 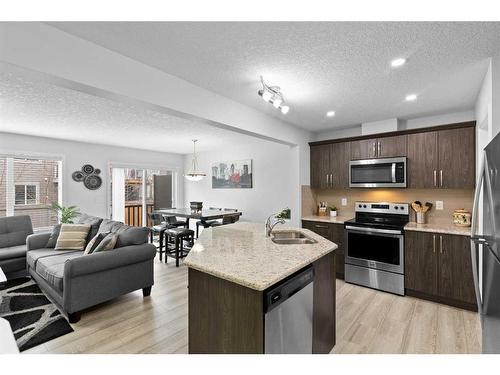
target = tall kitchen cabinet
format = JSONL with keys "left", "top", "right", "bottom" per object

{"left": 407, "top": 126, "right": 475, "bottom": 189}
{"left": 405, "top": 230, "right": 477, "bottom": 310}
{"left": 310, "top": 142, "right": 350, "bottom": 189}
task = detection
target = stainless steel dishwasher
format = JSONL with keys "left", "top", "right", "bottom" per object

{"left": 264, "top": 266, "right": 314, "bottom": 354}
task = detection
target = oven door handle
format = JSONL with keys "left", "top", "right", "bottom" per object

{"left": 345, "top": 225, "right": 402, "bottom": 236}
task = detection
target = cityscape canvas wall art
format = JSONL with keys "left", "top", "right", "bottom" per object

{"left": 212, "top": 160, "right": 253, "bottom": 189}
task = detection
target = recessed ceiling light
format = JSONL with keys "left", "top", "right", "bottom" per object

{"left": 405, "top": 94, "right": 417, "bottom": 102}
{"left": 326, "top": 111, "right": 336, "bottom": 117}
{"left": 391, "top": 58, "right": 406, "bottom": 68}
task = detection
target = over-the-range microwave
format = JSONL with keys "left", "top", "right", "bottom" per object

{"left": 349, "top": 157, "right": 407, "bottom": 188}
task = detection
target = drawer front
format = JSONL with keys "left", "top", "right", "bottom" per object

{"left": 302, "top": 221, "right": 330, "bottom": 239}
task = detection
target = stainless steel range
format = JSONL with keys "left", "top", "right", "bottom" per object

{"left": 344, "top": 202, "right": 409, "bottom": 295}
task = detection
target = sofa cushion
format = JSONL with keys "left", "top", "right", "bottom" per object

{"left": 35, "top": 251, "right": 83, "bottom": 292}
{"left": 0, "top": 215, "right": 33, "bottom": 248}
{"left": 77, "top": 213, "right": 104, "bottom": 244}
{"left": 55, "top": 224, "right": 91, "bottom": 251}
{"left": 0, "top": 245, "right": 26, "bottom": 261}
{"left": 27, "top": 248, "right": 79, "bottom": 269}
{"left": 114, "top": 225, "right": 149, "bottom": 248}
{"left": 45, "top": 224, "right": 62, "bottom": 248}
{"left": 98, "top": 219, "right": 124, "bottom": 234}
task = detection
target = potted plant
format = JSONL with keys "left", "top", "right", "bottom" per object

{"left": 51, "top": 202, "right": 80, "bottom": 224}
{"left": 329, "top": 205, "right": 338, "bottom": 217}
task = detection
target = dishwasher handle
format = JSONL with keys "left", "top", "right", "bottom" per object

{"left": 264, "top": 266, "right": 314, "bottom": 313}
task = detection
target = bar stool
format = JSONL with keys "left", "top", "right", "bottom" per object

{"left": 148, "top": 213, "right": 169, "bottom": 261}
{"left": 195, "top": 207, "right": 222, "bottom": 238}
{"left": 165, "top": 227, "right": 195, "bottom": 267}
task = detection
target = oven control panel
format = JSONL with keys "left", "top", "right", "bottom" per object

{"left": 355, "top": 202, "right": 409, "bottom": 215}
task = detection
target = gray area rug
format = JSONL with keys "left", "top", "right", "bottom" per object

{"left": 0, "top": 278, "right": 73, "bottom": 352}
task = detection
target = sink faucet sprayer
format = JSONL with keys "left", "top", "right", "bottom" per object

{"left": 265, "top": 209, "right": 288, "bottom": 237}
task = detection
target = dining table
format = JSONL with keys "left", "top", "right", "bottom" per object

{"left": 153, "top": 208, "right": 242, "bottom": 228}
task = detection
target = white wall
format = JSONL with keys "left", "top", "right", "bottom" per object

{"left": 0, "top": 132, "right": 185, "bottom": 218}
{"left": 184, "top": 138, "right": 300, "bottom": 226}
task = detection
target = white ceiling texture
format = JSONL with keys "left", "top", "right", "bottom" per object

{"left": 0, "top": 70, "right": 258, "bottom": 154}
{"left": 48, "top": 22, "right": 500, "bottom": 132}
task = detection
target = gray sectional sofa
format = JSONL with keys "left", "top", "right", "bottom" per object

{"left": 26, "top": 214, "right": 156, "bottom": 323}
{"left": 0, "top": 215, "right": 33, "bottom": 279}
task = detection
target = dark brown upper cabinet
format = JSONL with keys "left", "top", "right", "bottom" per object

{"left": 351, "top": 135, "right": 407, "bottom": 160}
{"left": 377, "top": 135, "right": 407, "bottom": 158}
{"left": 310, "top": 121, "right": 475, "bottom": 190}
{"left": 408, "top": 131, "right": 439, "bottom": 188}
{"left": 310, "top": 143, "right": 350, "bottom": 189}
{"left": 438, "top": 127, "right": 475, "bottom": 189}
{"left": 408, "top": 126, "right": 475, "bottom": 189}
{"left": 350, "top": 139, "right": 377, "bottom": 160}
{"left": 310, "top": 144, "right": 330, "bottom": 189}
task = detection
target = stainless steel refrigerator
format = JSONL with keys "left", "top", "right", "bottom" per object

{"left": 472, "top": 131, "right": 500, "bottom": 353}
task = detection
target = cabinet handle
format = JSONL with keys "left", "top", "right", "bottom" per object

{"left": 325, "top": 174, "right": 329, "bottom": 187}
{"left": 433, "top": 234, "right": 436, "bottom": 253}
{"left": 378, "top": 141, "right": 381, "bottom": 157}
{"left": 440, "top": 235, "right": 443, "bottom": 254}
{"left": 433, "top": 170, "right": 437, "bottom": 187}
{"left": 330, "top": 173, "right": 333, "bottom": 187}
{"left": 372, "top": 142, "right": 376, "bottom": 157}
{"left": 440, "top": 170, "right": 443, "bottom": 187}
{"left": 315, "top": 224, "right": 328, "bottom": 229}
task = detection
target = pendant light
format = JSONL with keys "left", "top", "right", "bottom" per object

{"left": 185, "top": 139, "right": 206, "bottom": 181}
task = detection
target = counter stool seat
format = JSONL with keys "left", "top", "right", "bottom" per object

{"left": 165, "top": 228, "right": 195, "bottom": 267}
{"left": 196, "top": 220, "right": 220, "bottom": 238}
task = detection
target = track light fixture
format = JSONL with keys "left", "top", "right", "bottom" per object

{"left": 258, "top": 76, "right": 290, "bottom": 115}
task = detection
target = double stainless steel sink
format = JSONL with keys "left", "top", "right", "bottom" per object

{"left": 271, "top": 231, "right": 317, "bottom": 245}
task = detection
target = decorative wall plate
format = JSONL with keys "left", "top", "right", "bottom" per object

{"left": 83, "top": 175, "right": 102, "bottom": 190}
{"left": 72, "top": 171, "right": 85, "bottom": 182}
{"left": 73, "top": 164, "right": 102, "bottom": 190}
{"left": 82, "top": 164, "right": 95, "bottom": 174}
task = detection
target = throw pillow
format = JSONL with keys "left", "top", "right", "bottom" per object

{"left": 55, "top": 224, "right": 91, "bottom": 251}
{"left": 83, "top": 231, "right": 110, "bottom": 255}
{"left": 77, "top": 213, "right": 104, "bottom": 244}
{"left": 46, "top": 224, "right": 62, "bottom": 248}
{"left": 92, "top": 233, "right": 118, "bottom": 253}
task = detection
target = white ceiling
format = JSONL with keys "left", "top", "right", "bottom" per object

{"left": 0, "top": 70, "right": 258, "bottom": 154}
{"left": 48, "top": 22, "right": 500, "bottom": 131}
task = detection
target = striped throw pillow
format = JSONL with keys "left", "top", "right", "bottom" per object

{"left": 55, "top": 224, "right": 91, "bottom": 251}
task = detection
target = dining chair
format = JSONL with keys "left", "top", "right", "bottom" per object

{"left": 148, "top": 213, "right": 169, "bottom": 261}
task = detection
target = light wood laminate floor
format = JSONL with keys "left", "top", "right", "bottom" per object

{"left": 24, "top": 258, "right": 481, "bottom": 354}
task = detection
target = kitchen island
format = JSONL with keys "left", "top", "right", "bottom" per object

{"left": 184, "top": 222, "right": 338, "bottom": 354}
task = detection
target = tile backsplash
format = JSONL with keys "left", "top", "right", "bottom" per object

{"left": 302, "top": 186, "right": 474, "bottom": 225}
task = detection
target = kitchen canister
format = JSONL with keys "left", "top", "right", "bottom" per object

{"left": 453, "top": 209, "right": 472, "bottom": 227}
{"left": 416, "top": 212, "right": 426, "bottom": 224}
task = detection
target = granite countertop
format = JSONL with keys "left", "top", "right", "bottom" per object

{"left": 184, "top": 221, "right": 338, "bottom": 291}
{"left": 404, "top": 222, "right": 471, "bottom": 236}
{"left": 301, "top": 215, "right": 352, "bottom": 224}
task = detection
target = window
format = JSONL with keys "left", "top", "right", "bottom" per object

{"left": 15, "top": 184, "right": 39, "bottom": 205}
{"left": 0, "top": 156, "right": 61, "bottom": 229}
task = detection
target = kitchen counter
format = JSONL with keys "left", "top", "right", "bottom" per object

{"left": 301, "top": 215, "right": 352, "bottom": 224}
{"left": 404, "top": 222, "right": 471, "bottom": 236}
{"left": 184, "top": 221, "right": 338, "bottom": 291}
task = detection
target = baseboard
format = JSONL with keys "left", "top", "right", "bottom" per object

{"left": 405, "top": 289, "right": 478, "bottom": 312}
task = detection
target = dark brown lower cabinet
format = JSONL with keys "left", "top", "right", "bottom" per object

{"left": 405, "top": 231, "right": 477, "bottom": 311}
{"left": 188, "top": 252, "right": 336, "bottom": 354}
{"left": 302, "top": 220, "right": 345, "bottom": 278}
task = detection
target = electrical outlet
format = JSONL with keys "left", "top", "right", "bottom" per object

{"left": 436, "top": 201, "right": 444, "bottom": 210}
{"left": 341, "top": 198, "right": 347, "bottom": 206}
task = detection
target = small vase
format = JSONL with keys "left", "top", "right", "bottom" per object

{"left": 330, "top": 211, "right": 337, "bottom": 217}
